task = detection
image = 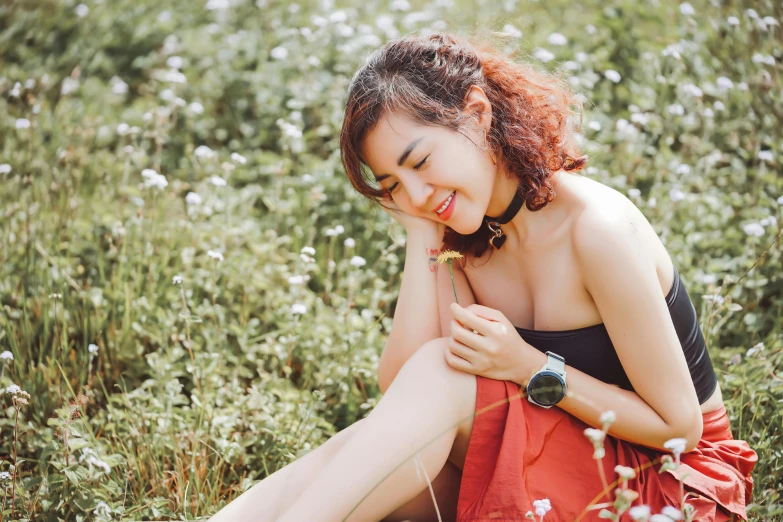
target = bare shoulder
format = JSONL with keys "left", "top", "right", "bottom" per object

{"left": 562, "top": 174, "right": 671, "bottom": 284}
{"left": 565, "top": 175, "right": 656, "bottom": 252}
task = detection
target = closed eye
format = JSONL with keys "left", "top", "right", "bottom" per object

{"left": 413, "top": 155, "right": 429, "bottom": 170}
{"left": 386, "top": 154, "right": 429, "bottom": 195}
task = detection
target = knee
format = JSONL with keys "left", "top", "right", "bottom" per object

{"left": 403, "top": 337, "right": 476, "bottom": 389}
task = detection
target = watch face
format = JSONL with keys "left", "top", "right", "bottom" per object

{"left": 528, "top": 372, "right": 565, "bottom": 405}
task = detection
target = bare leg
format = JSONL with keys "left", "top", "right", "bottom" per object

{"left": 208, "top": 416, "right": 368, "bottom": 522}
{"left": 274, "top": 337, "right": 477, "bottom": 522}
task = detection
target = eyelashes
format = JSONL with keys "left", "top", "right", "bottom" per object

{"left": 386, "top": 155, "right": 430, "bottom": 195}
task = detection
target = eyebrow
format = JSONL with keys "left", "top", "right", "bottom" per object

{"left": 373, "top": 137, "right": 425, "bottom": 182}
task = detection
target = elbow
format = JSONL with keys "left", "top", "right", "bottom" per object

{"left": 667, "top": 412, "right": 703, "bottom": 454}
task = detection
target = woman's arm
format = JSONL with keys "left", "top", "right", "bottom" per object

{"left": 514, "top": 210, "right": 704, "bottom": 453}
{"left": 377, "top": 229, "right": 445, "bottom": 394}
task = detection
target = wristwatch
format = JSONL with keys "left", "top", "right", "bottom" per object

{"left": 526, "top": 352, "right": 567, "bottom": 408}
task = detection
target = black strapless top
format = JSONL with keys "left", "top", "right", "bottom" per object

{"left": 515, "top": 265, "right": 718, "bottom": 404}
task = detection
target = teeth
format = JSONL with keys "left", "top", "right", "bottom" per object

{"left": 436, "top": 192, "right": 455, "bottom": 214}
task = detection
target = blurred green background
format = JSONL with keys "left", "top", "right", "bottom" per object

{"left": 0, "top": 0, "right": 781, "bottom": 519}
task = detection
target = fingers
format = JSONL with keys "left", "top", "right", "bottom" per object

{"left": 450, "top": 302, "right": 495, "bottom": 336}
{"left": 450, "top": 319, "right": 484, "bottom": 346}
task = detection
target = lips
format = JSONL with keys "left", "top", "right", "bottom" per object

{"left": 434, "top": 191, "right": 455, "bottom": 214}
{"left": 436, "top": 191, "right": 456, "bottom": 221}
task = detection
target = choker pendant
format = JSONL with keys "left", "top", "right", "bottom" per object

{"left": 483, "top": 185, "right": 525, "bottom": 250}
{"left": 486, "top": 221, "right": 506, "bottom": 249}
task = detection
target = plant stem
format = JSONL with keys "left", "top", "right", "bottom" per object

{"left": 447, "top": 261, "right": 459, "bottom": 305}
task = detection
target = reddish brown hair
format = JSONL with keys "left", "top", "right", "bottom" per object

{"left": 339, "top": 31, "right": 588, "bottom": 262}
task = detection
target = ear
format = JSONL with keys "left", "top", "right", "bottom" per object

{"left": 462, "top": 85, "right": 492, "bottom": 134}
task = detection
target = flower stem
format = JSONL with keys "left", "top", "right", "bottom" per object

{"left": 447, "top": 260, "right": 459, "bottom": 305}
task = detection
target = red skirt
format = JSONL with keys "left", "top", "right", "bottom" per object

{"left": 456, "top": 376, "right": 758, "bottom": 522}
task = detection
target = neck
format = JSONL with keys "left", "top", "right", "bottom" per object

{"left": 485, "top": 166, "right": 563, "bottom": 248}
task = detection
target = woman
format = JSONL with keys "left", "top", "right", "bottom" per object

{"left": 209, "top": 32, "right": 757, "bottom": 522}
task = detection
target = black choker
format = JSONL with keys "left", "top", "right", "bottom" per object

{"left": 483, "top": 187, "right": 525, "bottom": 250}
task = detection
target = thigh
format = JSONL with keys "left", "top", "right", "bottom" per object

{"left": 380, "top": 459, "right": 463, "bottom": 522}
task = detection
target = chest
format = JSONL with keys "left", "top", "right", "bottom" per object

{"left": 463, "top": 240, "right": 603, "bottom": 331}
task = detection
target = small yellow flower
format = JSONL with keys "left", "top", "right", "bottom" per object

{"left": 436, "top": 250, "right": 463, "bottom": 264}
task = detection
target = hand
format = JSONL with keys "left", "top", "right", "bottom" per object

{"left": 444, "top": 302, "right": 541, "bottom": 383}
{"left": 379, "top": 197, "right": 445, "bottom": 239}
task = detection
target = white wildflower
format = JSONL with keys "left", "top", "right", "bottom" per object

{"left": 0, "top": 471, "right": 11, "bottom": 481}
{"left": 344, "top": 237, "right": 355, "bottom": 248}
{"left": 746, "top": 342, "right": 764, "bottom": 357}
{"left": 763, "top": 16, "right": 778, "bottom": 26}
{"left": 209, "top": 175, "right": 227, "bottom": 186}
{"left": 533, "top": 47, "right": 555, "bottom": 63}
{"left": 727, "top": 16, "right": 740, "bottom": 26}
{"left": 614, "top": 465, "right": 636, "bottom": 480}
{"left": 291, "top": 303, "right": 307, "bottom": 315}
{"left": 777, "top": 195, "right": 783, "bottom": 205}
{"left": 61, "top": 77, "right": 80, "bottom": 95}
{"left": 334, "top": 225, "right": 344, "bottom": 234}
{"left": 111, "top": 76, "right": 128, "bottom": 95}
{"left": 207, "top": 250, "right": 224, "bottom": 262}
{"left": 390, "top": 0, "right": 411, "bottom": 11}
{"left": 584, "top": 427, "right": 605, "bottom": 444}
{"left": 0, "top": 351, "right": 13, "bottom": 360}
{"left": 742, "top": 223, "right": 764, "bottom": 237}
{"left": 188, "top": 101, "right": 205, "bottom": 114}
{"left": 587, "top": 121, "right": 601, "bottom": 131}
{"left": 94, "top": 501, "right": 112, "bottom": 517}
{"left": 679, "top": 2, "right": 694, "bottom": 15}
{"left": 88, "top": 344, "right": 99, "bottom": 354}
{"left": 532, "top": 498, "right": 552, "bottom": 517}
{"left": 230, "top": 152, "right": 247, "bottom": 165}
{"left": 629, "top": 505, "right": 651, "bottom": 521}
{"left": 185, "top": 192, "right": 202, "bottom": 206}
{"left": 661, "top": 506, "right": 684, "bottom": 520}
{"left": 325, "top": 228, "right": 339, "bottom": 237}
{"left": 628, "top": 188, "right": 641, "bottom": 198}
{"left": 16, "top": 118, "right": 31, "bottom": 129}
{"left": 166, "top": 55, "right": 184, "bottom": 69}
{"left": 6, "top": 384, "right": 21, "bottom": 395}
{"left": 205, "top": 0, "right": 229, "bottom": 9}
{"left": 669, "top": 188, "right": 686, "bottom": 202}
{"left": 271, "top": 46, "right": 289, "bottom": 60}
{"left": 502, "top": 23, "right": 522, "bottom": 38}
{"left": 547, "top": 33, "right": 567, "bottom": 46}
{"left": 713, "top": 101, "right": 725, "bottom": 112}
{"left": 600, "top": 410, "right": 616, "bottom": 425}
{"left": 288, "top": 275, "right": 305, "bottom": 285}
{"left": 758, "top": 150, "right": 774, "bottom": 162}
{"left": 675, "top": 164, "right": 691, "bottom": 175}
{"left": 117, "top": 122, "right": 130, "bottom": 136}
{"left": 663, "top": 437, "right": 687, "bottom": 457}
{"left": 194, "top": 145, "right": 217, "bottom": 160}
{"left": 0, "top": 164, "right": 11, "bottom": 175}
{"left": 75, "top": 3, "right": 89, "bottom": 16}
{"left": 667, "top": 104, "right": 685, "bottom": 116}
{"left": 301, "top": 246, "right": 316, "bottom": 256}
{"left": 172, "top": 275, "right": 183, "bottom": 285}
{"left": 717, "top": 76, "right": 733, "bottom": 91}
{"left": 141, "top": 169, "right": 168, "bottom": 190}
{"left": 350, "top": 256, "right": 367, "bottom": 268}
{"left": 605, "top": 70, "right": 621, "bottom": 83}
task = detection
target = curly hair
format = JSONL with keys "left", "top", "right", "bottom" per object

{"left": 339, "top": 31, "right": 588, "bottom": 263}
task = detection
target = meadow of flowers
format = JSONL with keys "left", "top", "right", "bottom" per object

{"left": 0, "top": 0, "right": 781, "bottom": 520}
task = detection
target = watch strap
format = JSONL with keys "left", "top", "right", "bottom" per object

{"left": 545, "top": 351, "right": 565, "bottom": 375}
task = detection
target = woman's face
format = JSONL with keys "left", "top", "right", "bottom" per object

{"left": 359, "top": 103, "right": 498, "bottom": 235}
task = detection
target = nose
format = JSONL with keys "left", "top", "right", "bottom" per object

{"left": 406, "top": 178, "right": 435, "bottom": 211}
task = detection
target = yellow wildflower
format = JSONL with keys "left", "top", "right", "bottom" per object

{"left": 436, "top": 250, "right": 463, "bottom": 264}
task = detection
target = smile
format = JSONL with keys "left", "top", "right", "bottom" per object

{"left": 435, "top": 191, "right": 456, "bottom": 215}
